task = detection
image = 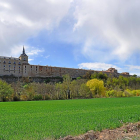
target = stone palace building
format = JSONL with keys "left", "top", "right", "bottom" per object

{"left": 0, "top": 47, "right": 129, "bottom": 78}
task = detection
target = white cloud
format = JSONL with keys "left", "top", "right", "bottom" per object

{"left": 0, "top": 0, "right": 72, "bottom": 56}
{"left": 29, "top": 59, "right": 33, "bottom": 61}
{"left": 125, "top": 65, "right": 140, "bottom": 71}
{"left": 78, "top": 63, "right": 140, "bottom": 76}
{"left": 45, "top": 55, "right": 50, "bottom": 59}
{"left": 1, "top": 0, "right": 140, "bottom": 66}
{"left": 78, "top": 62, "right": 120, "bottom": 71}
{"left": 124, "top": 65, "right": 140, "bottom": 76}
{"left": 26, "top": 48, "right": 44, "bottom": 56}
{"left": 73, "top": 0, "right": 140, "bottom": 62}
{"left": 0, "top": 2, "right": 11, "bottom": 9}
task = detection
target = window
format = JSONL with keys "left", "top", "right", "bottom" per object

{"left": 3, "top": 61, "right": 6, "bottom": 64}
{"left": 18, "top": 62, "right": 21, "bottom": 65}
{"left": 9, "top": 65, "right": 10, "bottom": 67}
{"left": 13, "top": 62, "right": 16, "bottom": 64}
{"left": 24, "top": 58, "right": 26, "bottom": 61}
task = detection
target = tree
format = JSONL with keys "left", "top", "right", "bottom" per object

{"left": 91, "top": 72, "right": 98, "bottom": 79}
{"left": 62, "top": 74, "right": 72, "bottom": 99}
{"left": 79, "top": 83, "right": 91, "bottom": 98}
{"left": 23, "top": 83, "right": 36, "bottom": 101}
{"left": 70, "top": 80, "right": 80, "bottom": 98}
{"left": 0, "top": 80, "right": 13, "bottom": 101}
{"left": 91, "top": 72, "right": 108, "bottom": 80}
{"left": 11, "top": 81, "right": 22, "bottom": 101}
{"left": 70, "top": 79, "right": 87, "bottom": 98}
{"left": 83, "top": 71, "right": 91, "bottom": 79}
{"left": 55, "top": 82, "right": 66, "bottom": 99}
{"left": 86, "top": 79, "right": 105, "bottom": 97}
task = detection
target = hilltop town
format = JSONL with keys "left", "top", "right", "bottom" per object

{"left": 0, "top": 47, "right": 129, "bottom": 80}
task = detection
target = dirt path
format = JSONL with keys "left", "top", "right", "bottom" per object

{"left": 60, "top": 122, "right": 140, "bottom": 140}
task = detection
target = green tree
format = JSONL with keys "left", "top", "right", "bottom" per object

{"left": 86, "top": 79, "right": 105, "bottom": 97}
{"left": 79, "top": 83, "right": 91, "bottom": 98}
{"left": 62, "top": 74, "right": 72, "bottom": 99}
{"left": 83, "top": 71, "right": 91, "bottom": 79}
{"left": 55, "top": 82, "right": 66, "bottom": 99}
{"left": 0, "top": 80, "right": 13, "bottom": 101}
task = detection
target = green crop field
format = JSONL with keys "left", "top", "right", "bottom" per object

{"left": 0, "top": 97, "right": 140, "bottom": 140}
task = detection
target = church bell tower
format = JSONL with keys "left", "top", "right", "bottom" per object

{"left": 19, "top": 46, "right": 28, "bottom": 64}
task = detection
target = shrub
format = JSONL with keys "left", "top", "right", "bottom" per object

{"left": 106, "top": 90, "right": 116, "bottom": 97}
{"left": 13, "top": 96, "right": 20, "bottom": 101}
{"left": 33, "top": 95, "right": 43, "bottom": 100}
{"left": 132, "top": 90, "right": 140, "bottom": 96}
{"left": 123, "top": 89, "right": 132, "bottom": 97}
{"left": 45, "top": 94, "right": 51, "bottom": 100}
{"left": 106, "top": 90, "right": 124, "bottom": 97}
{"left": 20, "top": 95, "right": 28, "bottom": 101}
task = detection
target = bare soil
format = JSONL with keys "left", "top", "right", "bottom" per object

{"left": 60, "top": 122, "right": 140, "bottom": 140}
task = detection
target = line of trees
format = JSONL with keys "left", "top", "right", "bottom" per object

{"left": 0, "top": 72, "right": 140, "bottom": 102}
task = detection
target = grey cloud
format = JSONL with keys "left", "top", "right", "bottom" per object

{"left": 73, "top": 0, "right": 140, "bottom": 62}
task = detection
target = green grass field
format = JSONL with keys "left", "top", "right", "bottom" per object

{"left": 1, "top": 97, "right": 140, "bottom": 140}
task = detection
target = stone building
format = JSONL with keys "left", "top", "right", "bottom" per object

{"left": 0, "top": 47, "right": 28, "bottom": 77}
{"left": 0, "top": 47, "right": 130, "bottom": 79}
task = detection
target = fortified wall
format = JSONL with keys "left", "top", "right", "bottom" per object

{"left": 0, "top": 47, "right": 130, "bottom": 82}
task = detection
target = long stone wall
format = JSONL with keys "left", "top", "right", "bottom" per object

{"left": 0, "top": 69, "right": 130, "bottom": 83}
{"left": 23, "top": 65, "right": 95, "bottom": 78}
{"left": 23, "top": 65, "right": 130, "bottom": 78}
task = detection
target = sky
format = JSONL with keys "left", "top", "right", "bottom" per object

{"left": 1, "top": 0, "right": 140, "bottom": 75}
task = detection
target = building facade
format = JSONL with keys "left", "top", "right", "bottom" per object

{"left": 0, "top": 47, "right": 28, "bottom": 77}
{"left": 0, "top": 47, "right": 129, "bottom": 78}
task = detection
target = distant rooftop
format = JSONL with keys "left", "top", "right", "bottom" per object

{"left": 0, "top": 56, "right": 19, "bottom": 60}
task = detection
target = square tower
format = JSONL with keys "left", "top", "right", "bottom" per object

{"left": 19, "top": 46, "right": 28, "bottom": 64}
